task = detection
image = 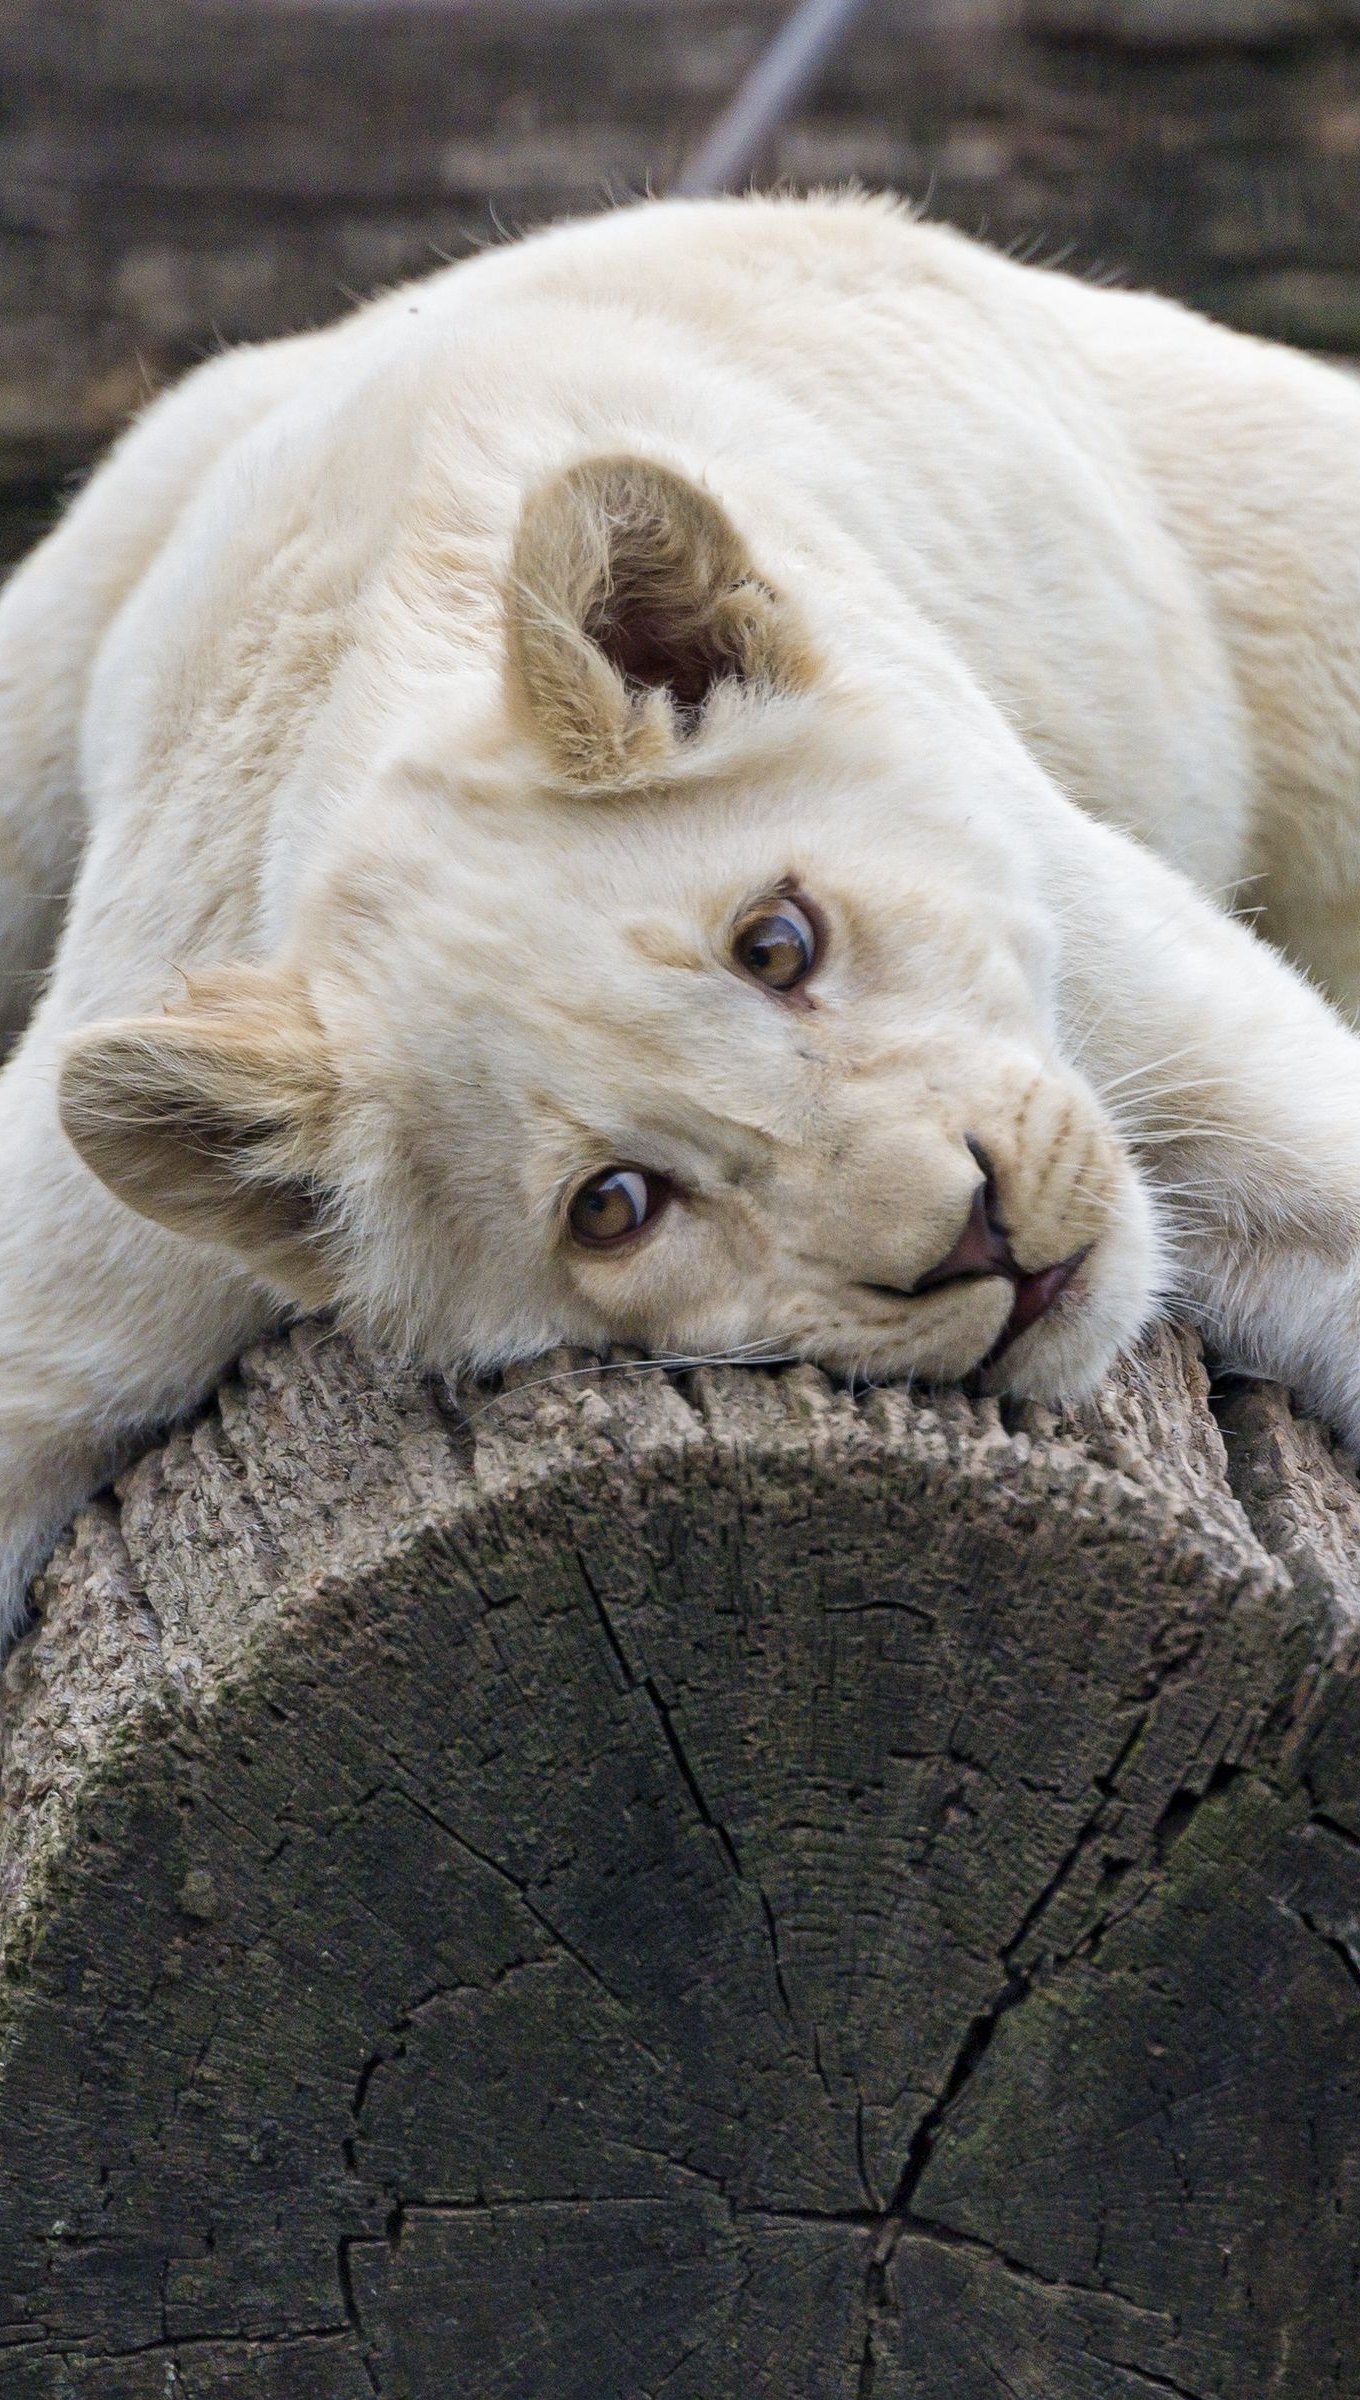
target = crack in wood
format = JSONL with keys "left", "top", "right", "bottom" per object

{"left": 52, "top": 2323, "right": 356, "bottom": 2363}
{"left": 1086, "top": 2353, "right": 1209, "bottom": 2400}
{"left": 336, "top": 2236, "right": 383, "bottom": 2398}
{"left": 1283, "top": 1901, "right": 1360, "bottom": 1998}
{"left": 850, "top": 1744, "right": 1255, "bottom": 2382}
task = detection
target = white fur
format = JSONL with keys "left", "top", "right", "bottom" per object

{"left": 5, "top": 191, "right": 1360, "bottom": 1643}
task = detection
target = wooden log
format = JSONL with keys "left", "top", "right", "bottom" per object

{"left": 1, "top": 1318, "right": 1357, "bottom": 2395}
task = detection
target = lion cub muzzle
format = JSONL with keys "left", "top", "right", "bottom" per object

{"left": 859, "top": 1136, "right": 1089, "bottom": 1364}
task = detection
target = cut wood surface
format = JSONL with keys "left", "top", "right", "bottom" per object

{"left": 1, "top": 1318, "right": 1357, "bottom": 2395}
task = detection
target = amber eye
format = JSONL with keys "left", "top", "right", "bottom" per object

{"left": 568, "top": 1166, "right": 671, "bottom": 1247}
{"left": 733, "top": 896, "right": 819, "bottom": 993}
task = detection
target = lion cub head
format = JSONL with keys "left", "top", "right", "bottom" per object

{"left": 60, "top": 453, "right": 1162, "bottom": 1405}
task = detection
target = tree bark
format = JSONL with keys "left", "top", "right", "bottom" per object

{"left": 0, "top": 1318, "right": 1357, "bottom": 2396}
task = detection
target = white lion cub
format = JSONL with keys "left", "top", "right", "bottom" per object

{"left": 5, "top": 192, "right": 1360, "bottom": 1642}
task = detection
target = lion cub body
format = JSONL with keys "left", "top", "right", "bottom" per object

{"left": 5, "top": 194, "right": 1360, "bottom": 1639}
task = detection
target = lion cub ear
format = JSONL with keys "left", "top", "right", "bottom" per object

{"left": 505, "top": 453, "right": 812, "bottom": 782}
{"left": 58, "top": 969, "right": 340, "bottom": 1308}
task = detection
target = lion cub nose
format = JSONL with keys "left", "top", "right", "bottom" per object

{"left": 912, "top": 1155, "right": 1015, "bottom": 1294}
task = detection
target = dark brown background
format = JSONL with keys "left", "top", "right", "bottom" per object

{"left": 4, "top": 0, "right": 1360, "bottom": 559}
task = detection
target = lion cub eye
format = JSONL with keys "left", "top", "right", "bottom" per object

{"left": 733, "top": 896, "right": 819, "bottom": 993}
{"left": 569, "top": 1166, "right": 671, "bottom": 1247}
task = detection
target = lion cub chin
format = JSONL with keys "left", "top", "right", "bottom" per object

{"left": 8, "top": 190, "right": 1360, "bottom": 1643}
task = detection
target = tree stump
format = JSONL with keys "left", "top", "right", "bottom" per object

{"left": 1, "top": 1319, "right": 1358, "bottom": 2396}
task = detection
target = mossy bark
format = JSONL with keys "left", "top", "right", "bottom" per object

{"left": 0, "top": 1320, "right": 1356, "bottom": 2395}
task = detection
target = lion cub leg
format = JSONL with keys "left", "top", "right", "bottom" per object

{"left": 0, "top": 1013, "right": 276, "bottom": 1647}
{"left": 0, "top": 335, "right": 322, "bottom": 1052}
{"left": 1061, "top": 807, "right": 1360, "bottom": 1440}
{"left": 1131, "top": 336, "right": 1360, "bottom": 1022}
{"left": 0, "top": 529, "right": 100, "bottom": 1051}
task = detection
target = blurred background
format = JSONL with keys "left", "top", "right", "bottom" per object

{"left": 4, "top": 1, "right": 1359, "bottom": 561}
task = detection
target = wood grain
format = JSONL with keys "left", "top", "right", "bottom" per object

{"left": 1, "top": 1319, "right": 1356, "bottom": 2393}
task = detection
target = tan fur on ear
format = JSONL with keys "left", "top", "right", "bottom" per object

{"left": 58, "top": 968, "right": 339, "bottom": 1306}
{"left": 505, "top": 454, "right": 811, "bottom": 782}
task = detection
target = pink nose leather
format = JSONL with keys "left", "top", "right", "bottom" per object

{"left": 903, "top": 1156, "right": 1088, "bottom": 1364}
{"left": 911, "top": 1176, "right": 1015, "bottom": 1293}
